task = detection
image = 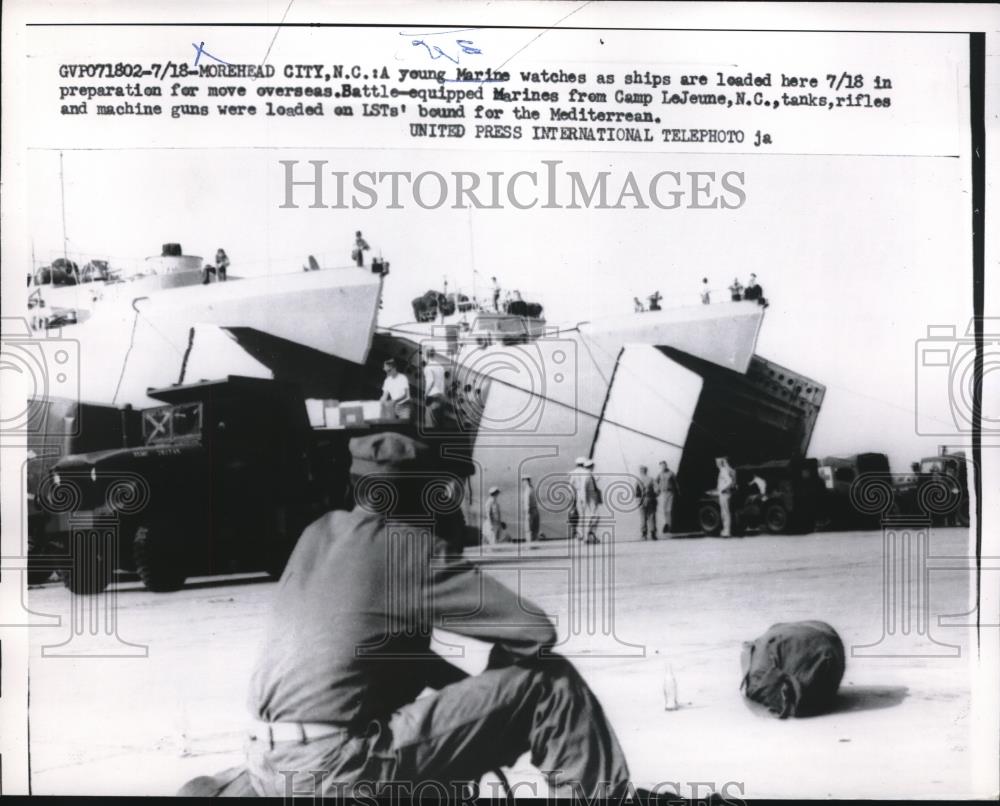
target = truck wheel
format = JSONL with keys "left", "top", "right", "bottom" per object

{"left": 264, "top": 544, "right": 292, "bottom": 580}
{"left": 27, "top": 536, "right": 53, "bottom": 585}
{"left": 133, "top": 524, "right": 187, "bottom": 592}
{"left": 28, "top": 566, "right": 54, "bottom": 585}
{"left": 699, "top": 504, "right": 722, "bottom": 536}
{"left": 764, "top": 502, "right": 790, "bottom": 534}
{"left": 62, "top": 531, "right": 113, "bottom": 594}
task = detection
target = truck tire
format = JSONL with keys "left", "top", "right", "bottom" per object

{"left": 62, "top": 531, "right": 113, "bottom": 594}
{"left": 27, "top": 535, "right": 54, "bottom": 585}
{"left": 264, "top": 543, "right": 292, "bottom": 580}
{"left": 28, "top": 566, "right": 54, "bottom": 586}
{"left": 133, "top": 524, "right": 187, "bottom": 592}
{"left": 699, "top": 504, "right": 722, "bottom": 536}
{"left": 764, "top": 502, "right": 790, "bottom": 534}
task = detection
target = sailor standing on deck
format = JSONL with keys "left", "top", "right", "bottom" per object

{"left": 716, "top": 457, "right": 737, "bottom": 538}
{"left": 353, "top": 231, "right": 370, "bottom": 267}
{"left": 491, "top": 276, "right": 501, "bottom": 312}
{"left": 214, "top": 432, "right": 632, "bottom": 799}
{"left": 728, "top": 277, "right": 743, "bottom": 301}
{"left": 422, "top": 347, "right": 448, "bottom": 429}
{"left": 743, "top": 273, "right": 767, "bottom": 307}
{"left": 380, "top": 359, "right": 412, "bottom": 420}
{"left": 215, "top": 248, "right": 230, "bottom": 282}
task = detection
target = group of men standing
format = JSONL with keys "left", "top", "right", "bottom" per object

{"left": 483, "top": 457, "right": 601, "bottom": 546}
{"left": 479, "top": 457, "right": 684, "bottom": 546}
{"left": 379, "top": 347, "right": 451, "bottom": 429}
{"left": 726, "top": 273, "right": 766, "bottom": 305}
{"left": 634, "top": 273, "right": 766, "bottom": 311}
{"left": 481, "top": 477, "right": 543, "bottom": 545}
{"left": 634, "top": 461, "right": 680, "bottom": 540}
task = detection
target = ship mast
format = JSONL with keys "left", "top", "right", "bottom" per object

{"left": 59, "top": 151, "right": 69, "bottom": 263}
{"left": 468, "top": 207, "right": 477, "bottom": 305}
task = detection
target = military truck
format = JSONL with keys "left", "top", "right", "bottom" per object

{"left": 893, "top": 448, "right": 971, "bottom": 527}
{"left": 816, "top": 452, "right": 891, "bottom": 530}
{"left": 26, "top": 397, "right": 142, "bottom": 584}
{"left": 698, "top": 457, "right": 825, "bottom": 536}
{"left": 38, "top": 376, "right": 353, "bottom": 594}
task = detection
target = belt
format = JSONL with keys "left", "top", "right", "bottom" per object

{"left": 250, "top": 721, "right": 349, "bottom": 746}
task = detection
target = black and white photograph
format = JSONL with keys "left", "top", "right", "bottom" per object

{"left": 0, "top": 2, "right": 997, "bottom": 801}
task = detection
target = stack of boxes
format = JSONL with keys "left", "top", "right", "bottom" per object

{"left": 304, "top": 399, "right": 400, "bottom": 429}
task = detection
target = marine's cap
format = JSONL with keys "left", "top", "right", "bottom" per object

{"left": 489, "top": 486, "right": 500, "bottom": 495}
{"left": 583, "top": 459, "right": 595, "bottom": 468}
{"left": 574, "top": 457, "right": 587, "bottom": 466}
{"left": 522, "top": 475, "right": 532, "bottom": 481}
{"left": 349, "top": 432, "right": 429, "bottom": 476}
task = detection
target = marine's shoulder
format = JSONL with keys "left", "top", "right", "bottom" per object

{"left": 298, "top": 508, "right": 385, "bottom": 544}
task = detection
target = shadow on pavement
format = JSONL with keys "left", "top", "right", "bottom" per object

{"left": 109, "top": 573, "right": 275, "bottom": 595}
{"left": 831, "top": 685, "right": 910, "bottom": 713}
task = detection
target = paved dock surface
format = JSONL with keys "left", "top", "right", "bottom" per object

{"left": 25, "top": 527, "right": 993, "bottom": 798}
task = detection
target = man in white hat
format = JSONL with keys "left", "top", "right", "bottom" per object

{"left": 716, "top": 456, "right": 737, "bottom": 537}
{"left": 581, "top": 458, "right": 602, "bottom": 543}
{"left": 483, "top": 486, "right": 503, "bottom": 544}
{"left": 567, "top": 457, "right": 588, "bottom": 540}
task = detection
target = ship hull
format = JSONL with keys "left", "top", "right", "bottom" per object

{"left": 374, "top": 301, "right": 825, "bottom": 539}
{"left": 61, "top": 266, "right": 383, "bottom": 407}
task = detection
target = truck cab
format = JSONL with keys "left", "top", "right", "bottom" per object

{"left": 41, "top": 376, "right": 349, "bottom": 594}
{"left": 893, "top": 450, "right": 970, "bottom": 526}
{"left": 816, "top": 452, "right": 890, "bottom": 530}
